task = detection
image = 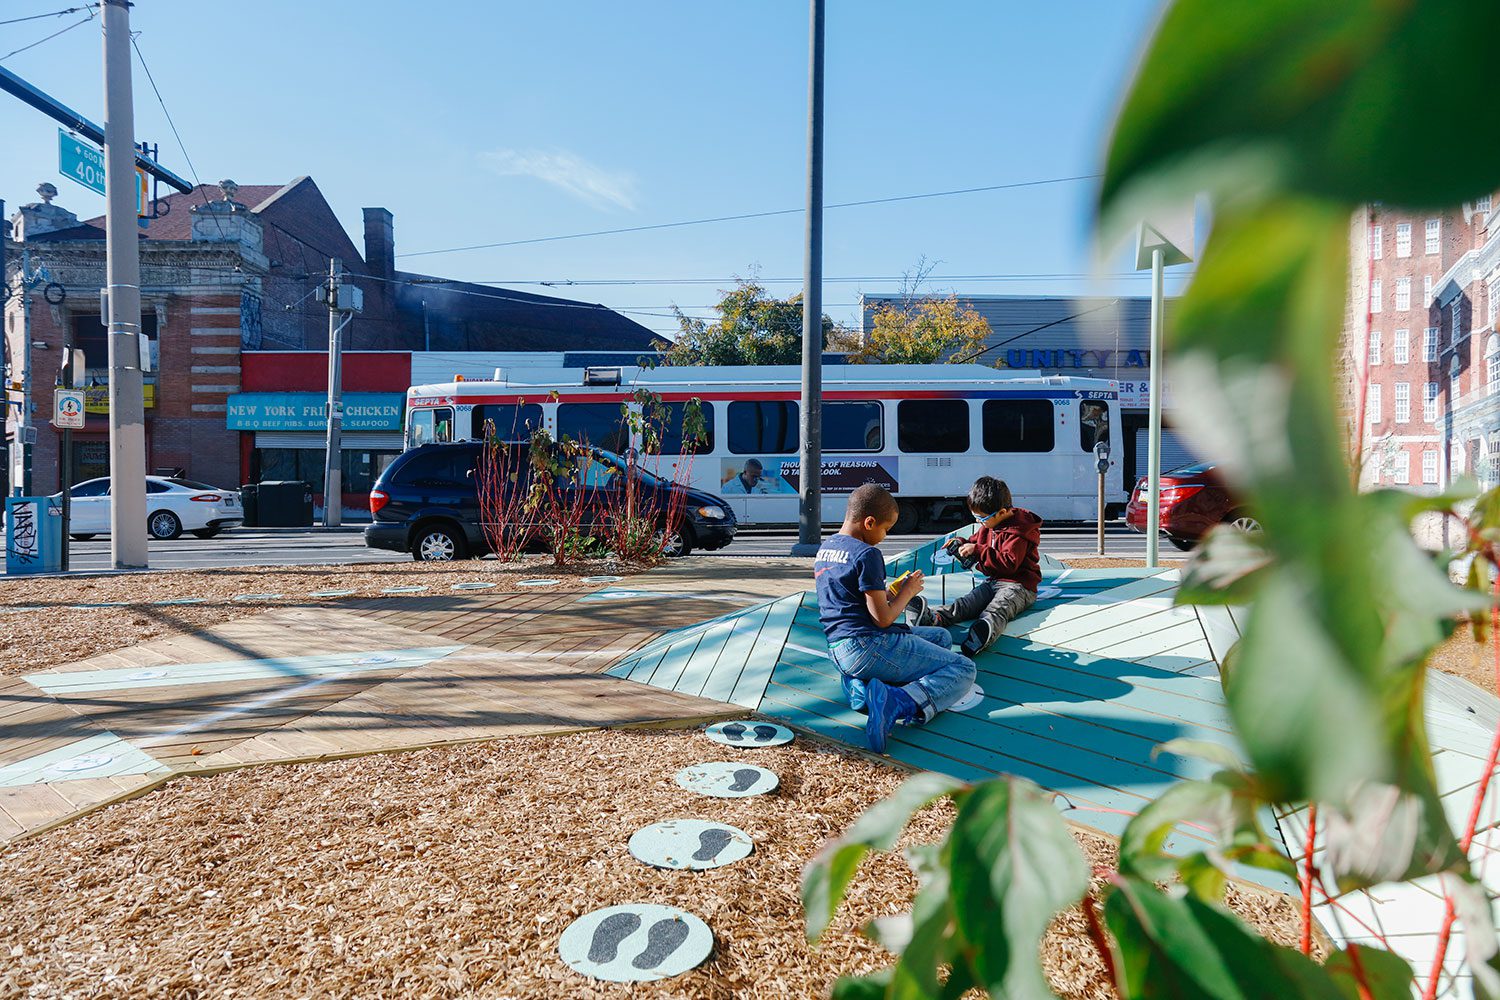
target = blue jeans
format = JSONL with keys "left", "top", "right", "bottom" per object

{"left": 831, "top": 626, "right": 976, "bottom": 724}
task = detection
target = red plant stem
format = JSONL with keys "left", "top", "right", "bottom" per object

{"left": 1080, "top": 886, "right": 1120, "bottom": 996}
{"left": 1345, "top": 943, "right": 1375, "bottom": 1000}
{"left": 1300, "top": 803, "right": 1318, "bottom": 956}
{"left": 1422, "top": 576, "right": 1500, "bottom": 1000}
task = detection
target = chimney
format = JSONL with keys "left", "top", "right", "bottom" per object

{"left": 363, "top": 207, "right": 394, "bottom": 284}
{"left": 11, "top": 182, "right": 78, "bottom": 240}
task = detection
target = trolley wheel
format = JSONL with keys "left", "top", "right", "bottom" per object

{"left": 891, "top": 501, "right": 920, "bottom": 535}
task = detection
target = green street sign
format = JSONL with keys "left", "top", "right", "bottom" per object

{"left": 58, "top": 129, "right": 105, "bottom": 196}
{"left": 58, "top": 130, "right": 148, "bottom": 214}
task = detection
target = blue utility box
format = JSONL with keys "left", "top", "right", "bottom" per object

{"left": 6, "top": 495, "right": 63, "bottom": 575}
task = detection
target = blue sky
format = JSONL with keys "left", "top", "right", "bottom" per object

{"left": 0, "top": 1, "right": 1183, "bottom": 339}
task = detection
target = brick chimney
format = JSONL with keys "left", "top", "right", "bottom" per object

{"left": 363, "top": 207, "right": 394, "bottom": 283}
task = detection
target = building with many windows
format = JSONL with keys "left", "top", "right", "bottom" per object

{"left": 1348, "top": 193, "right": 1499, "bottom": 491}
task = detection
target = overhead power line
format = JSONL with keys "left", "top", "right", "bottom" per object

{"left": 0, "top": 8, "right": 94, "bottom": 62}
{"left": 0, "top": 6, "right": 92, "bottom": 27}
{"left": 129, "top": 34, "right": 226, "bottom": 239}
{"left": 397, "top": 173, "right": 1103, "bottom": 259}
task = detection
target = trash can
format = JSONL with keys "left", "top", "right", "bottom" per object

{"left": 239, "top": 484, "right": 259, "bottom": 528}
{"left": 256, "top": 481, "right": 315, "bottom": 527}
{"left": 6, "top": 495, "right": 63, "bottom": 574}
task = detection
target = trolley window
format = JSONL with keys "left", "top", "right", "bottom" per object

{"left": 982, "top": 399, "right": 1055, "bottom": 453}
{"left": 897, "top": 399, "right": 969, "bottom": 453}
{"left": 407, "top": 407, "right": 453, "bottom": 447}
{"left": 728, "top": 400, "right": 799, "bottom": 454}
{"left": 1078, "top": 399, "right": 1110, "bottom": 452}
{"left": 557, "top": 402, "right": 630, "bottom": 453}
{"left": 472, "top": 403, "right": 544, "bottom": 442}
{"left": 643, "top": 400, "right": 715, "bottom": 455}
{"left": 824, "top": 401, "right": 883, "bottom": 452}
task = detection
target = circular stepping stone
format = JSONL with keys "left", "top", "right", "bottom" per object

{"left": 451, "top": 581, "right": 496, "bottom": 591}
{"left": 382, "top": 585, "right": 429, "bottom": 594}
{"left": 232, "top": 593, "right": 283, "bottom": 602}
{"left": 674, "top": 762, "right": 779, "bottom": 798}
{"left": 1035, "top": 585, "right": 1063, "bottom": 600}
{"left": 628, "top": 819, "right": 753, "bottom": 870}
{"left": 582, "top": 575, "right": 623, "bottom": 584}
{"left": 55, "top": 752, "right": 114, "bottom": 773}
{"left": 950, "top": 682, "right": 986, "bottom": 712}
{"left": 153, "top": 597, "right": 205, "bottom": 606}
{"left": 309, "top": 589, "right": 357, "bottom": 598}
{"left": 517, "top": 578, "right": 560, "bottom": 587}
{"left": 124, "top": 669, "right": 168, "bottom": 681}
{"left": 703, "top": 720, "right": 793, "bottom": 748}
{"left": 558, "top": 903, "right": 712, "bottom": 983}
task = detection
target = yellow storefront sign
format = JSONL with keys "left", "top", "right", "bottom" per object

{"left": 84, "top": 384, "right": 156, "bottom": 414}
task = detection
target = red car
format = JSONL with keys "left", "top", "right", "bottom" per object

{"left": 1125, "top": 461, "right": 1260, "bottom": 551}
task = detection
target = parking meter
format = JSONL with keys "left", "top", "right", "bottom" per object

{"left": 1094, "top": 439, "right": 1111, "bottom": 475}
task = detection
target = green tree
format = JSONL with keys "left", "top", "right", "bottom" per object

{"left": 657, "top": 279, "right": 844, "bottom": 366}
{"left": 846, "top": 295, "right": 991, "bottom": 365}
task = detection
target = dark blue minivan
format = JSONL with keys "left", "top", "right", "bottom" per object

{"left": 363, "top": 442, "right": 736, "bottom": 561}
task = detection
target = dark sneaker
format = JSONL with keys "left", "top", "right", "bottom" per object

{"left": 906, "top": 595, "right": 936, "bottom": 628}
{"left": 864, "top": 680, "right": 918, "bottom": 754}
{"left": 960, "top": 618, "right": 993, "bottom": 659}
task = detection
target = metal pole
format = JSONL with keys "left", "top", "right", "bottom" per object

{"left": 102, "top": 0, "right": 147, "bottom": 569}
{"left": 1146, "top": 246, "right": 1165, "bottom": 568}
{"left": 791, "top": 0, "right": 825, "bottom": 557}
{"left": 20, "top": 248, "right": 31, "bottom": 496}
{"left": 322, "top": 258, "right": 343, "bottom": 528}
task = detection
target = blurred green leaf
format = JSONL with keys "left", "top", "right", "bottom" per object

{"left": 1177, "top": 524, "right": 1272, "bottom": 605}
{"left": 1323, "top": 945, "right": 1415, "bottom": 1000}
{"left": 803, "top": 771, "right": 966, "bottom": 941}
{"left": 1106, "top": 876, "right": 1337, "bottom": 999}
{"left": 947, "top": 778, "right": 1087, "bottom": 999}
{"left": 832, "top": 968, "right": 893, "bottom": 1000}
{"left": 1100, "top": 0, "right": 1500, "bottom": 231}
{"left": 1156, "top": 738, "right": 1249, "bottom": 774}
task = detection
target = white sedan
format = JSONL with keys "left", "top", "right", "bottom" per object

{"left": 59, "top": 476, "right": 243, "bottom": 541}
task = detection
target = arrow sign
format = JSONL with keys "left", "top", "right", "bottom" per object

{"left": 58, "top": 129, "right": 149, "bottom": 214}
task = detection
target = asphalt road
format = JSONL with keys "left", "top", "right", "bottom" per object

{"left": 34, "top": 523, "right": 1159, "bottom": 574}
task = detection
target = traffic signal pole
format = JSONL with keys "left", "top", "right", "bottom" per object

{"left": 791, "top": 0, "right": 825, "bottom": 557}
{"left": 102, "top": 0, "right": 147, "bottom": 568}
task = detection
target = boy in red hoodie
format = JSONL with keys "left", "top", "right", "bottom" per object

{"left": 907, "top": 476, "right": 1042, "bottom": 657}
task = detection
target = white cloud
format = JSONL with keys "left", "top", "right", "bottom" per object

{"left": 481, "top": 148, "right": 637, "bottom": 212}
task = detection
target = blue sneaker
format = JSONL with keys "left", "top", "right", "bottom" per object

{"left": 864, "top": 680, "right": 919, "bottom": 754}
{"left": 842, "top": 674, "right": 868, "bottom": 713}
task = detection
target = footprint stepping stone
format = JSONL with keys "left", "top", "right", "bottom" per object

{"left": 559, "top": 903, "right": 712, "bottom": 982}
{"left": 673, "top": 761, "right": 779, "bottom": 798}
{"left": 704, "top": 720, "right": 794, "bottom": 748}
{"left": 627, "top": 819, "right": 753, "bottom": 870}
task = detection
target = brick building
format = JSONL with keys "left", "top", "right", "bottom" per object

{"left": 1349, "top": 194, "right": 1499, "bottom": 490}
{"left": 3, "top": 178, "right": 654, "bottom": 499}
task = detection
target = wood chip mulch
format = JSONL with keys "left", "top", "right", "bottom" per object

{"left": 0, "top": 728, "right": 1305, "bottom": 999}
{"left": 0, "top": 559, "right": 633, "bottom": 678}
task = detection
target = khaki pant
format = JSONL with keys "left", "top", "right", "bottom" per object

{"left": 932, "top": 579, "right": 1036, "bottom": 650}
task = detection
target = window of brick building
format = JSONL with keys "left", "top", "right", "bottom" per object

{"left": 1424, "top": 275, "right": 1433, "bottom": 304}
{"left": 1395, "top": 223, "right": 1410, "bottom": 258}
{"left": 1368, "top": 330, "right": 1381, "bottom": 365}
{"left": 1371, "top": 279, "right": 1383, "bottom": 313}
{"left": 1394, "top": 450, "right": 1410, "bottom": 485}
{"left": 1426, "top": 218, "right": 1441, "bottom": 255}
{"left": 1395, "top": 277, "right": 1411, "bottom": 311}
{"left": 70, "top": 312, "right": 159, "bottom": 371}
{"left": 1394, "top": 382, "right": 1410, "bottom": 422}
{"left": 1393, "top": 329, "right": 1409, "bottom": 364}
{"left": 1423, "top": 450, "right": 1439, "bottom": 485}
{"left": 1452, "top": 299, "right": 1464, "bottom": 343}
{"left": 1371, "top": 225, "right": 1384, "bottom": 259}
{"left": 1367, "top": 383, "right": 1381, "bottom": 423}
{"left": 1425, "top": 382, "right": 1440, "bottom": 423}
{"left": 1424, "top": 328, "right": 1439, "bottom": 361}
{"left": 1488, "top": 335, "right": 1500, "bottom": 396}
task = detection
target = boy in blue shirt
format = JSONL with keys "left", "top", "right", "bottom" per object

{"left": 814, "top": 484, "right": 977, "bottom": 753}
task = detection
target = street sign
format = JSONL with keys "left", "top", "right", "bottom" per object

{"left": 54, "top": 389, "right": 84, "bottom": 429}
{"left": 58, "top": 129, "right": 149, "bottom": 213}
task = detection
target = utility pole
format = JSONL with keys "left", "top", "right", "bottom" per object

{"left": 1146, "top": 246, "right": 1164, "bottom": 569}
{"left": 19, "top": 248, "right": 32, "bottom": 496}
{"left": 102, "top": 0, "right": 147, "bottom": 569}
{"left": 791, "top": 0, "right": 825, "bottom": 557}
{"left": 323, "top": 258, "right": 345, "bottom": 527}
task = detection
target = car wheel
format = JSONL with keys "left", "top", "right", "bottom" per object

{"left": 413, "top": 524, "right": 467, "bottom": 561}
{"left": 1168, "top": 536, "right": 1196, "bottom": 551}
{"left": 192, "top": 528, "right": 221, "bottom": 539}
{"left": 658, "top": 521, "right": 695, "bottom": 558}
{"left": 70, "top": 533, "right": 95, "bottom": 541}
{"left": 891, "top": 501, "right": 920, "bottom": 535}
{"left": 1226, "top": 511, "right": 1263, "bottom": 535}
{"left": 147, "top": 511, "right": 182, "bottom": 540}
